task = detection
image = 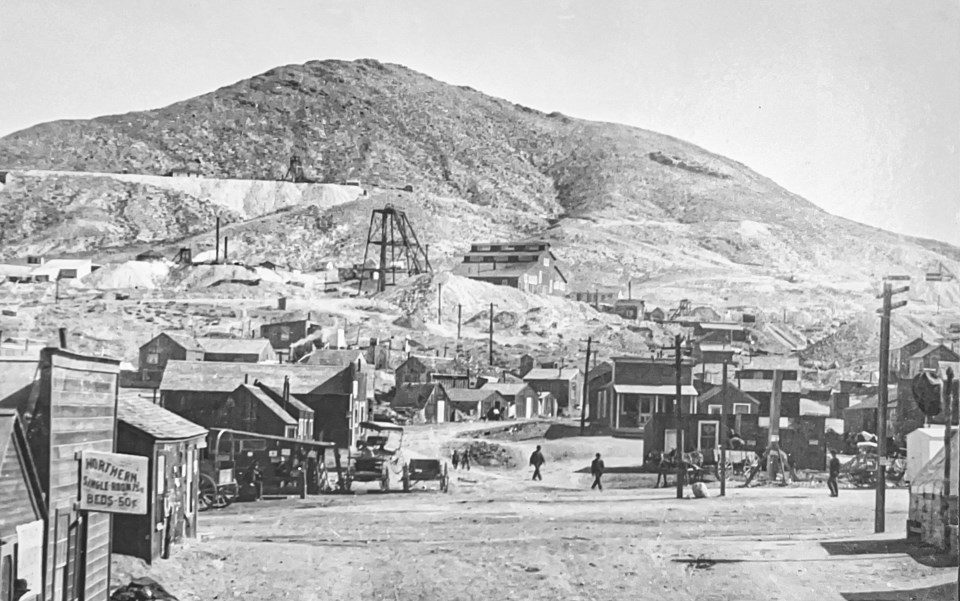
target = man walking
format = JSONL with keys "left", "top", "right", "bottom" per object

{"left": 828, "top": 450, "right": 841, "bottom": 497}
{"left": 529, "top": 445, "right": 545, "bottom": 481}
{"left": 591, "top": 453, "right": 605, "bottom": 491}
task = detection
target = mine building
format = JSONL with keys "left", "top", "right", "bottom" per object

{"left": 453, "top": 241, "right": 567, "bottom": 295}
{"left": 114, "top": 394, "right": 207, "bottom": 564}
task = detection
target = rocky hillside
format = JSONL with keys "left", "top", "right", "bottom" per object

{"left": 0, "top": 58, "right": 957, "bottom": 340}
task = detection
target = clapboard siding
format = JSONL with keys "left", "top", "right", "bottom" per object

{"left": 52, "top": 404, "right": 116, "bottom": 419}
{"left": 0, "top": 436, "right": 38, "bottom": 538}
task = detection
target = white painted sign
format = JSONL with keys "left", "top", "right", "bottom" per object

{"left": 79, "top": 450, "right": 148, "bottom": 515}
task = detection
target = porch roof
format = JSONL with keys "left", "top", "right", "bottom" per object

{"left": 612, "top": 384, "right": 699, "bottom": 396}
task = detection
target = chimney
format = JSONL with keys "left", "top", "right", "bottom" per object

{"left": 307, "top": 311, "right": 312, "bottom": 321}
{"left": 283, "top": 375, "right": 290, "bottom": 411}
{"left": 244, "top": 374, "right": 249, "bottom": 384}
{"left": 58, "top": 328, "right": 68, "bottom": 349}
{"left": 223, "top": 236, "right": 229, "bottom": 262}
{"left": 278, "top": 297, "right": 287, "bottom": 310}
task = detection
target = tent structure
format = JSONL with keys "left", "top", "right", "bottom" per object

{"left": 908, "top": 429, "right": 959, "bottom": 550}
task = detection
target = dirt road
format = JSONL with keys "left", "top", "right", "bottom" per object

{"left": 113, "top": 458, "right": 957, "bottom": 601}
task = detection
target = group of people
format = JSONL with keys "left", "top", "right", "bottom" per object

{"left": 528, "top": 445, "right": 606, "bottom": 491}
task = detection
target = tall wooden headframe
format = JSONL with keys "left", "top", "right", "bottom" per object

{"left": 357, "top": 204, "right": 432, "bottom": 293}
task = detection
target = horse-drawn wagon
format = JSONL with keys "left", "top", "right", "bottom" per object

{"left": 340, "top": 421, "right": 450, "bottom": 493}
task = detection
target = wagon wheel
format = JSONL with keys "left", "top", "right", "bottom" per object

{"left": 714, "top": 459, "right": 734, "bottom": 480}
{"left": 402, "top": 463, "right": 411, "bottom": 492}
{"left": 199, "top": 474, "right": 218, "bottom": 511}
{"left": 380, "top": 463, "right": 391, "bottom": 492}
{"left": 440, "top": 462, "right": 449, "bottom": 493}
{"left": 218, "top": 483, "right": 237, "bottom": 508}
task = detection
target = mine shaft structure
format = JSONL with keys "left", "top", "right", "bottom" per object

{"left": 357, "top": 205, "right": 432, "bottom": 294}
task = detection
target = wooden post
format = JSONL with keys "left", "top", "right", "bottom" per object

{"left": 488, "top": 303, "right": 494, "bottom": 366}
{"left": 580, "top": 337, "right": 592, "bottom": 435}
{"left": 720, "top": 361, "right": 728, "bottom": 497}
{"left": 58, "top": 327, "right": 67, "bottom": 349}
{"left": 438, "top": 283, "right": 442, "bottom": 325}
{"left": 457, "top": 304, "right": 462, "bottom": 340}
{"left": 223, "top": 236, "right": 229, "bottom": 263}
{"left": 767, "top": 370, "right": 783, "bottom": 482}
{"left": 215, "top": 216, "right": 220, "bottom": 264}
{"left": 675, "top": 334, "right": 684, "bottom": 499}
{"left": 876, "top": 282, "right": 892, "bottom": 533}
{"left": 941, "top": 367, "right": 954, "bottom": 551}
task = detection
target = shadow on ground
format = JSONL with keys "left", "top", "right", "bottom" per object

{"left": 840, "top": 581, "right": 957, "bottom": 600}
{"left": 821, "top": 538, "right": 957, "bottom": 568}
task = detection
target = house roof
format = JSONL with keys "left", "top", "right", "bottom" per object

{"left": 233, "top": 385, "right": 297, "bottom": 425}
{"left": 697, "top": 384, "right": 760, "bottom": 405}
{"left": 523, "top": 368, "right": 580, "bottom": 382}
{"left": 250, "top": 381, "right": 314, "bottom": 416}
{"left": 612, "top": 384, "right": 699, "bottom": 396}
{"left": 285, "top": 396, "right": 313, "bottom": 415}
{"left": 799, "top": 398, "right": 831, "bottom": 416}
{"left": 445, "top": 388, "right": 504, "bottom": 404}
{"left": 480, "top": 382, "right": 532, "bottom": 397}
{"left": 261, "top": 319, "right": 322, "bottom": 330}
{"left": 738, "top": 355, "right": 801, "bottom": 371}
{"left": 698, "top": 343, "right": 742, "bottom": 353}
{"left": 392, "top": 383, "right": 445, "bottom": 409}
{"left": 118, "top": 395, "right": 208, "bottom": 441}
{"left": 911, "top": 344, "right": 960, "bottom": 360}
{"left": 197, "top": 337, "right": 273, "bottom": 356}
{"left": 299, "top": 349, "right": 365, "bottom": 367}
{"left": 736, "top": 379, "right": 802, "bottom": 394}
{"left": 156, "top": 332, "right": 204, "bottom": 353}
{"left": 403, "top": 355, "right": 464, "bottom": 374}
{"left": 160, "top": 361, "right": 344, "bottom": 394}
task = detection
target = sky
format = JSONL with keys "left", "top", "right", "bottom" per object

{"left": 1, "top": 0, "right": 958, "bottom": 245}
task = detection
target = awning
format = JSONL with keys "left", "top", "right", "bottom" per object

{"left": 612, "top": 385, "right": 699, "bottom": 396}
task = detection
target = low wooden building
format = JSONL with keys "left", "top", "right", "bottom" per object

{"left": 585, "top": 362, "right": 613, "bottom": 421}
{"left": 392, "top": 383, "right": 450, "bottom": 423}
{"left": 395, "top": 355, "right": 469, "bottom": 388}
{"left": 594, "top": 356, "right": 698, "bottom": 434}
{"left": 139, "top": 332, "right": 205, "bottom": 383}
{"left": 114, "top": 395, "right": 207, "bottom": 564}
{"left": 446, "top": 389, "right": 507, "bottom": 421}
{"left": 480, "top": 382, "right": 540, "bottom": 418}
{"left": 523, "top": 368, "right": 581, "bottom": 415}
{"left": 260, "top": 319, "right": 324, "bottom": 351}
{"left": 0, "top": 410, "right": 45, "bottom": 599}
{"left": 197, "top": 337, "right": 277, "bottom": 363}
{"left": 735, "top": 355, "right": 802, "bottom": 417}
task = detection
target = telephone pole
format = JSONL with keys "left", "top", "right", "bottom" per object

{"left": 488, "top": 303, "right": 495, "bottom": 366}
{"left": 876, "top": 278, "right": 908, "bottom": 533}
{"left": 675, "top": 334, "right": 684, "bottom": 500}
{"left": 767, "top": 370, "right": 783, "bottom": 482}
{"left": 941, "top": 367, "right": 954, "bottom": 551}
{"left": 720, "top": 361, "right": 728, "bottom": 497}
{"left": 580, "top": 337, "right": 592, "bottom": 435}
{"left": 457, "top": 304, "right": 462, "bottom": 340}
{"left": 438, "top": 283, "right": 442, "bottom": 325}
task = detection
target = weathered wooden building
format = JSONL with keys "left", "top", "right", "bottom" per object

{"left": 480, "top": 382, "right": 540, "bottom": 418}
{"left": 594, "top": 356, "right": 698, "bottom": 435}
{"left": 391, "top": 383, "right": 450, "bottom": 423}
{"left": 139, "top": 332, "right": 205, "bottom": 383}
{"left": 735, "top": 355, "right": 802, "bottom": 417}
{"left": 0, "top": 410, "right": 44, "bottom": 599}
{"left": 395, "top": 355, "right": 469, "bottom": 388}
{"left": 446, "top": 389, "right": 507, "bottom": 421}
{"left": 696, "top": 382, "right": 760, "bottom": 415}
{"left": 197, "top": 337, "right": 277, "bottom": 363}
{"left": 523, "top": 368, "right": 581, "bottom": 415}
{"left": 585, "top": 362, "right": 613, "bottom": 421}
{"left": 453, "top": 242, "right": 568, "bottom": 296}
{"left": 114, "top": 395, "right": 207, "bottom": 564}
{"left": 159, "top": 361, "right": 366, "bottom": 448}
{"left": 7, "top": 349, "right": 121, "bottom": 601}
{"left": 260, "top": 318, "right": 324, "bottom": 351}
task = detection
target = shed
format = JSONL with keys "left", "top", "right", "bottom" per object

{"left": 0, "top": 410, "right": 44, "bottom": 598}
{"left": 114, "top": 395, "right": 207, "bottom": 564}
{"left": 391, "top": 383, "right": 450, "bottom": 423}
{"left": 480, "top": 382, "right": 539, "bottom": 418}
{"left": 523, "top": 367, "right": 581, "bottom": 415}
{"left": 445, "top": 388, "right": 506, "bottom": 421}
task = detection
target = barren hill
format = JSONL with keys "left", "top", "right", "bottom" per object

{"left": 0, "top": 58, "right": 958, "bottom": 362}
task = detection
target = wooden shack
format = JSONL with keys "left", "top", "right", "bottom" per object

{"left": 12, "top": 349, "right": 121, "bottom": 601}
{"left": 114, "top": 395, "right": 207, "bottom": 564}
{"left": 0, "top": 410, "right": 45, "bottom": 599}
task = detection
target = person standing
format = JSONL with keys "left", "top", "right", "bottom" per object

{"left": 529, "top": 445, "right": 545, "bottom": 481}
{"left": 461, "top": 449, "right": 471, "bottom": 471}
{"left": 828, "top": 450, "right": 841, "bottom": 497}
{"left": 452, "top": 449, "right": 460, "bottom": 470}
{"left": 591, "top": 453, "right": 605, "bottom": 491}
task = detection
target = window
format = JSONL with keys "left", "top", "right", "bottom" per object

{"left": 543, "top": 257, "right": 550, "bottom": 267}
{"left": 707, "top": 405, "right": 722, "bottom": 415}
{"left": 698, "top": 421, "right": 719, "bottom": 449}
{"left": 501, "top": 280, "right": 509, "bottom": 285}
{"left": 280, "top": 326, "right": 291, "bottom": 341}
{"left": 146, "top": 353, "right": 159, "bottom": 365}
{"left": 733, "top": 403, "right": 751, "bottom": 414}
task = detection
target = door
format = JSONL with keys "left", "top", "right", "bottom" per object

{"left": 664, "top": 429, "right": 677, "bottom": 454}
{"left": 698, "top": 421, "right": 719, "bottom": 450}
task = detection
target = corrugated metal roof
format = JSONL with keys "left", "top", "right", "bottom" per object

{"left": 524, "top": 368, "right": 580, "bottom": 381}
{"left": 160, "top": 361, "right": 345, "bottom": 394}
{"left": 118, "top": 395, "right": 208, "bottom": 441}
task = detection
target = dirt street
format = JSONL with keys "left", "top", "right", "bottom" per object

{"left": 112, "top": 428, "right": 957, "bottom": 601}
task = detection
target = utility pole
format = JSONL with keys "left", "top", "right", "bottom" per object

{"left": 720, "top": 361, "right": 728, "bottom": 497}
{"left": 437, "top": 283, "right": 442, "bottom": 325}
{"left": 457, "top": 304, "right": 462, "bottom": 340}
{"left": 675, "top": 334, "right": 684, "bottom": 500}
{"left": 941, "top": 367, "right": 955, "bottom": 552}
{"left": 767, "top": 370, "right": 783, "bottom": 482}
{"left": 488, "top": 303, "right": 495, "bottom": 366}
{"left": 580, "top": 337, "right": 592, "bottom": 435}
{"left": 876, "top": 279, "right": 908, "bottom": 533}
{"left": 215, "top": 216, "right": 220, "bottom": 265}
